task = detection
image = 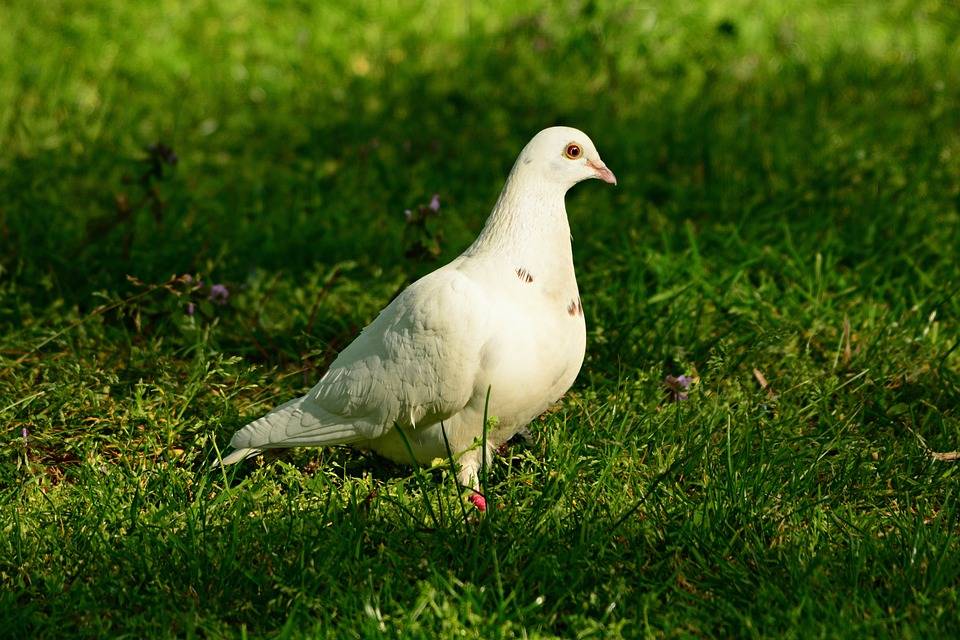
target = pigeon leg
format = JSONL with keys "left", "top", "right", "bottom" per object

{"left": 457, "top": 441, "right": 494, "bottom": 511}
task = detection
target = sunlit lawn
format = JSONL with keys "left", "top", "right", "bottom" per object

{"left": 2, "top": 1, "right": 959, "bottom": 637}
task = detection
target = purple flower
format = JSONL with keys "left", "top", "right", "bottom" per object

{"left": 209, "top": 284, "right": 229, "bottom": 305}
{"left": 21, "top": 427, "right": 28, "bottom": 440}
{"left": 664, "top": 374, "right": 693, "bottom": 402}
{"left": 185, "top": 302, "right": 196, "bottom": 316}
{"left": 428, "top": 193, "right": 440, "bottom": 212}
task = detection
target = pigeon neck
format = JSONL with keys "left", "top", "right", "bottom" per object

{"left": 467, "top": 167, "right": 573, "bottom": 262}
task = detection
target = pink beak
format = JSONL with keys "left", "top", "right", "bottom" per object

{"left": 587, "top": 159, "right": 617, "bottom": 185}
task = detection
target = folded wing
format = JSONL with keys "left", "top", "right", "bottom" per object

{"left": 226, "top": 268, "right": 490, "bottom": 455}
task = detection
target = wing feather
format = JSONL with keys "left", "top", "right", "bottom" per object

{"left": 232, "top": 267, "right": 490, "bottom": 452}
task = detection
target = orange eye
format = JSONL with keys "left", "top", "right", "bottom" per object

{"left": 564, "top": 143, "right": 582, "bottom": 160}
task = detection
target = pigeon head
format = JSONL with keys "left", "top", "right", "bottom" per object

{"left": 518, "top": 126, "right": 617, "bottom": 189}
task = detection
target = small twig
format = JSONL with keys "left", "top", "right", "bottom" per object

{"left": 842, "top": 315, "right": 852, "bottom": 366}
{"left": 904, "top": 421, "right": 959, "bottom": 463}
{"left": 753, "top": 368, "right": 776, "bottom": 398}
{"left": 930, "top": 451, "right": 960, "bottom": 462}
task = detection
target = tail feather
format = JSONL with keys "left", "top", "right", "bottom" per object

{"left": 213, "top": 396, "right": 364, "bottom": 468}
{"left": 230, "top": 397, "right": 304, "bottom": 449}
{"left": 210, "top": 447, "right": 262, "bottom": 469}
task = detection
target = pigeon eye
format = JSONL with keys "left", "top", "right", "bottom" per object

{"left": 564, "top": 143, "right": 582, "bottom": 160}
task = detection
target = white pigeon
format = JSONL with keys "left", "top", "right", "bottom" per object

{"left": 215, "top": 126, "right": 616, "bottom": 509}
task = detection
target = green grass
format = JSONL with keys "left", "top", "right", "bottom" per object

{"left": 2, "top": 0, "right": 960, "bottom": 637}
